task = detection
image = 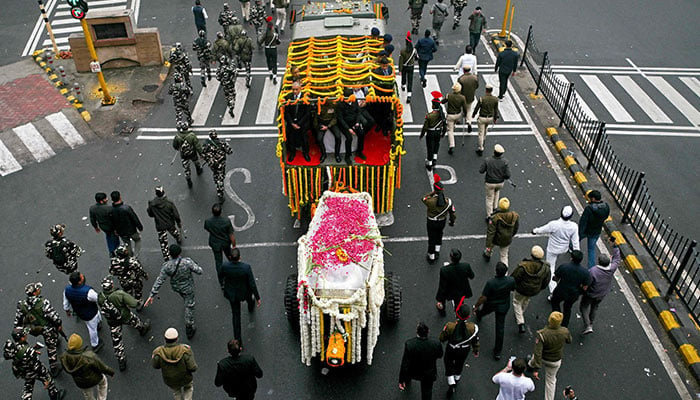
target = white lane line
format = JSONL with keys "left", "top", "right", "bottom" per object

{"left": 23, "top": 0, "right": 58, "bottom": 56}
{"left": 42, "top": 38, "right": 69, "bottom": 47}
{"left": 648, "top": 76, "right": 700, "bottom": 126}
{"left": 607, "top": 124, "right": 699, "bottom": 131}
{"left": 613, "top": 75, "right": 672, "bottom": 124}
{"left": 255, "top": 76, "right": 280, "bottom": 124}
{"left": 222, "top": 78, "right": 249, "bottom": 125}
{"left": 44, "top": 112, "right": 85, "bottom": 148}
{"left": 481, "top": 74, "right": 521, "bottom": 122}
{"left": 138, "top": 123, "right": 531, "bottom": 133}
{"left": 131, "top": 0, "right": 140, "bottom": 24}
{"left": 580, "top": 74, "right": 635, "bottom": 122}
{"left": 191, "top": 80, "right": 220, "bottom": 126}
{"left": 55, "top": 6, "right": 125, "bottom": 17}
{"left": 394, "top": 75, "right": 413, "bottom": 123}
{"left": 606, "top": 130, "right": 700, "bottom": 138}
{"left": 50, "top": 19, "right": 80, "bottom": 26}
{"left": 137, "top": 130, "right": 534, "bottom": 140}
{"left": 56, "top": 0, "right": 126, "bottom": 9}
{"left": 48, "top": 26, "right": 84, "bottom": 35}
{"left": 13, "top": 123, "right": 55, "bottom": 162}
{"left": 679, "top": 77, "right": 700, "bottom": 99}
{"left": 422, "top": 74, "right": 443, "bottom": 113}
{"left": 555, "top": 74, "right": 597, "bottom": 121}
{"left": 0, "top": 140, "right": 22, "bottom": 176}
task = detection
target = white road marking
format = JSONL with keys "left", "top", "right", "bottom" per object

{"left": 606, "top": 130, "right": 700, "bottom": 138}
{"left": 55, "top": 6, "right": 125, "bottom": 17}
{"left": 56, "top": 0, "right": 126, "bottom": 9}
{"left": 137, "top": 130, "right": 535, "bottom": 140}
{"left": 0, "top": 140, "right": 22, "bottom": 176}
{"left": 394, "top": 75, "right": 413, "bottom": 123}
{"left": 422, "top": 74, "right": 443, "bottom": 113}
{"left": 648, "top": 76, "right": 700, "bottom": 126}
{"left": 581, "top": 74, "right": 635, "bottom": 122}
{"left": 48, "top": 26, "right": 84, "bottom": 35}
{"left": 23, "top": 0, "right": 58, "bottom": 56}
{"left": 555, "top": 74, "right": 597, "bottom": 121}
{"left": 13, "top": 123, "right": 55, "bottom": 162}
{"left": 191, "top": 80, "right": 220, "bottom": 126}
{"left": 44, "top": 112, "right": 84, "bottom": 148}
{"left": 613, "top": 75, "right": 672, "bottom": 124}
{"left": 482, "top": 74, "right": 521, "bottom": 122}
{"left": 222, "top": 78, "right": 249, "bottom": 125}
{"left": 224, "top": 168, "right": 255, "bottom": 231}
{"left": 255, "top": 76, "right": 280, "bottom": 124}
{"left": 679, "top": 77, "right": 700, "bottom": 98}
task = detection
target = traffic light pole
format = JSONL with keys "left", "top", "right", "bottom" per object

{"left": 80, "top": 18, "right": 115, "bottom": 105}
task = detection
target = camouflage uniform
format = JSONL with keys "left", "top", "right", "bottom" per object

{"left": 225, "top": 16, "right": 244, "bottom": 48}
{"left": 173, "top": 123, "right": 204, "bottom": 186}
{"left": 149, "top": 255, "right": 203, "bottom": 337}
{"left": 147, "top": 189, "right": 184, "bottom": 261}
{"left": 44, "top": 225, "right": 82, "bottom": 275}
{"left": 169, "top": 73, "right": 194, "bottom": 127}
{"left": 202, "top": 130, "right": 233, "bottom": 203}
{"left": 169, "top": 43, "right": 193, "bottom": 89}
{"left": 233, "top": 30, "right": 253, "bottom": 88}
{"left": 192, "top": 32, "right": 213, "bottom": 87}
{"left": 218, "top": 4, "right": 235, "bottom": 32}
{"left": 110, "top": 245, "right": 149, "bottom": 300}
{"left": 97, "top": 276, "right": 150, "bottom": 371}
{"left": 3, "top": 329, "right": 63, "bottom": 400}
{"left": 409, "top": 0, "right": 428, "bottom": 34}
{"left": 213, "top": 33, "right": 232, "bottom": 62}
{"left": 14, "top": 283, "right": 63, "bottom": 376}
{"left": 450, "top": 0, "right": 468, "bottom": 28}
{"left": 249, "top": 1, "right": 266, "bottom": 46}
{"left": 217, "top": 56, "right": 238, "bottom": 118}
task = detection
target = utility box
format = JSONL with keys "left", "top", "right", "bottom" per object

{"left": 68, "top": 9, "right": 163, "bottom": 72}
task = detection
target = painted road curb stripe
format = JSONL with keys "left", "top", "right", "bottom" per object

{"left": 32, "top": 50, "right": 91, "bottom": 122}
{"left": 545, "top": 127, "right": 700, "bottom": 383}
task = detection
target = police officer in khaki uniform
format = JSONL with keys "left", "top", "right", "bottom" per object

{"left": 471, "top": 84, "right": 499, "bottom": 156}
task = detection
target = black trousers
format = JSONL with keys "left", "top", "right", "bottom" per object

{"left": 498, "top": 71, "right": 510, "bottom": 98}
{"left": 444, "top": 345, "right": 471, "bottom": 376}
{"left": 425, "top": 130, "right": 441, "bottom": 161}
{"left": 477, "top": 304, "right": 507, "bottom": 354}
{"left": 264, "top": 48, "right": 277, "bottom": 75}
{"left": 211, "top": 243, "right": 233, "bottom": 286}
{"left": 286, "top": 124, "right": 309, "bottom": 156}
{"left": 315, "top": 124, "right": 350, "bottom": 155}
{"left": 401, "top": 66, "right": 414, "bottom": 93}
{"left": 551, "top": 291, "right": 579, "bottom": 327}
{"left": 229, "top": 296, "right": 255, "bottom": 342}
{"left": 426, "top": 218, "right": 446, "bottom": 254}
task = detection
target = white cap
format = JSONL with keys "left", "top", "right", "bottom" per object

{"left": 561, "top": 205, "right": 573, "bottom": 219}
{"left": 494, "top": 144, "right": 505, "bottom": 154}
{"left": 164, "top": 328, "right": 179, "bottom": 340}
{"left": 354, "top": 90, "right": 365, "bottom": 100}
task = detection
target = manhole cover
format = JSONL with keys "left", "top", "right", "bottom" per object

{"left": 142, "top": 84, "right": 158, "bottom": 92}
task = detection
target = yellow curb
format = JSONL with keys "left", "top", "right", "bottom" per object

{"left": 573, "top": 171, "right": 587, "bottom": 185}
{"left": 59, "top": 88, "right": 68, "bottom": 95}
{"left": 49, "top": 74, "right": 57, "bottom": 80}
{"left": 563, "top": 155, "right": 576, "bottom": 167}
{"left": 555, "top": 141, "right": 566, "bottom": 151}
{"left": 640, "top": 281, "right": 660, "bottom": 299}
{"left": 39, "top": 61, "right": 46, "bottom": 67}
{"left": 605, "top": 215, "right": 613, "bottom": 222}
{"left": 80, "top": 110, "right": 91, "bottom": 122}
{"left": 610, "top": 231, "right": 625, "bottom": 244}
{"left": 54, "top": 81, "right": 62, "bottom": 87}
{"left": 66, "top": 95, "right": 75, "bottom": 101}
{"left": 546, "top": 127, "right": 558, "bottom": 136}
{"left": 679, "top": 344, "right": 700, "bottom": 366}
{"left": 625, "top": 254, "right": 642, "bottom": 270}
{"left": 659, "top": 310, "right": 679, "bottom": 331}
{"left": 529, "top": 93, "right": 543, "bottom": 99}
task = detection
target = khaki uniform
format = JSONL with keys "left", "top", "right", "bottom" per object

{"left": 471, "top": 94, "right": 499, "bottom": 152}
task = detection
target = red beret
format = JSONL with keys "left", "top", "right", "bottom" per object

{"left": 266, "top": 16, "right": 273, "bottom": 22}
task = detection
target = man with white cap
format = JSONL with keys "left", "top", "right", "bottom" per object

{"left": 510, "top": 246, "right": 551, "bottom": 333}
{"left": 152, "top": 328, "right": 198, "bottom": 400}
{"left": 532, "top": 206, "right": 580, "bottom": 295}
{"left": 479, "top": 144, "right": 510, "bottom": 220}
{"left": 471, "top": 85, "right": 499, "bottom": 155}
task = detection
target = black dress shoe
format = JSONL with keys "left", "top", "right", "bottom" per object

{"left": 345, "top": 155, "right": 353, "bottom": 165}
{"left": 493, "top": 352, "right": 501, "bottom": 361}
{"left": 303, "top": 153, "right": 311, "bottom": 162}
{"left": 467, "top": 124, "right": 472, "bottom": 133}
{"left": 287, "top": 152, "right": 295, "bottom": 162}
{"left": 476, "top": 149, "right": 483, "bottom": 156}
{"left": 355, "top": 152, "right": 366, "bottom": 160}
{"left": 448, "top": 147, "right": 454, "bottom": 155}
{"left": 518, "top": 323, "right": 526, "bottom": 334}
{"left": 319, "top": 153, "right": 327, "bottom": 163}
{"left": 335, "top": 154, "right": 342, "bottom": 163}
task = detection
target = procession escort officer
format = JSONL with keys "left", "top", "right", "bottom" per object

{"left": 44, "top": 224, "right": 82, "bottom": 275}
{"left": 192, "top": 30, "right": 213, "bottom": 87}
{"left": 147, "top": 186, "right": 184, "bottom": 262}
{"left": 419, "top": 91, "right": 446, "bottom": 171}
{"left": 169, "top": 43, "right": 193, "bottom": 89}
{"left": 450, "top": 0, "right": 468, "bottom": 30}
{"left": 218, "top": 3, "right": 235, "bottom": 32}
{"left": 110, "top": 244, "right": 150, "bottom": 301}
{"left": 14, "top": 282, "right": 64, "bottom": 377}
{"left": 233, "top": 30, "right": 254, "bottom": 88}
{"left": 422, "top": 174, "right": 456, "bottom": 264}
{"left": 202, "top": 130, "right": 234, "bottom": 204}
{"left": 169, "top": 72, "right": 194, "bottom": 126}
{"left": 262, "top": 17, "right": 281, "bottom": 84}
{"left": 173, "top": 121, "right": 204, "bottom": 188}
{"left": 217, "top": 55, "right": 238, "bottom": 119}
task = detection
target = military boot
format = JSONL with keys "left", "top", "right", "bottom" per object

{"left": 185, "top": 324, "right": 196, "bottom": 339}
{"left": 187, "top": 177, "right": 193, "bottom": 188}
{"left": 139, "top": 319, "right": 151, "bottom": 336}
{"left": 119, "top": 358, "right": 127, "bottom": 371}
{"left": 50, "top": 363, "right": 62, "bottom": 378}
{"left": 50, "top": 388, "right": 66, "bottom": 400}
{"left": 201, "top": 77, "right": 207, "bottom": 87}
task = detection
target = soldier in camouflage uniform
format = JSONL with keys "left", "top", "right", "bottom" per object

{"left": 109, "top": 244, "right": 149, "bottom": 301}
{"left": 173, "top": 121, "right": 204, "bottom": 187}
{"left": 225, "top": 16, "right": 244, "bottom": 48}
{"left": 169, "top": 43, "right": 193, "bottom": 89}
{"left": 14, "top": 282, "right": 64, "bottom": 377}
{"left": 97, "top": 276, "right": 151, "bottom": 371}
{"left": 3, "top": 327, "right": 66, "bottom": 400}
{"left": 147, "top": 186, "right": 184, "bottom": 261}
{"left": 213, "top": 31, "right": 232, "bottom": 64}
{"left": 217, "top": 55, "right": 238, "bottom": 118}
{"left": 192, "top": 30, "right": 213, "bottom": 87}
{"left": 409, "top": 0, "right": 428, "bottom": 34}
{"left": 218, "top": 2, "right": 235, "bottom": 32}
{"left": 233, "top": 29, "right": 253, "bottom": 88}
{"left": 44, "top": 224, "right": 82, "bottom": 275}
{"left": 450, "top": 0, "right": 468, "bottom": 29}
{"left": 169, "top": 72, "right": 194, "bottom": 127}
{"left": 202, "top": 130, "right": 233, "bottom": 204}
{"left": 145, "top": 244, "right": 203, "bottom": 340}
{"left": 249, "top": 0, "right": 266, "bottom": 47}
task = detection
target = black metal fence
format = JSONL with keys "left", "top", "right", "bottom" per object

{"left": 520, "top": 25, "right": 700, "bottom": 324}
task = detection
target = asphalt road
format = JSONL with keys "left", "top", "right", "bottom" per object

{"left": 0, "top": 0, "right": 697, "bottom": 399}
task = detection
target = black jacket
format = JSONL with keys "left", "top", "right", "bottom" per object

{"left": 147, "top": 196, "right": 181, "bottom": 231}
{"left": 436, "top": 262, "right": 475, "bottom": 302}
{"left": 215, "top": 354, "right": 263, "bottom": 398}
{"left": 479, "top": 155, "right": 511, "bottom": 184}
{"left": 219, "top": 261, "right": 260, "bottom": 302}
{"left": 89, "top": 202, "right": 113, "bottom": 232}
{"left": 284, "top": 92, "right": 310, "bottom": 128}
{"left": 579, "top": 201, "right": 610, "bottom": 237}
{"left": 399, "top": 337, "right": 443, "bottom": 383}
{"left": 110, "top": 203, "right": 143, "bottom": 236}
{"left": 495, "top": 48, "right": 519, "bottom": 75}
{"left": 336, "top": 100, "right": 361, "bottom": 131}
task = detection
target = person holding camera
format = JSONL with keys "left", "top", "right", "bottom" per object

{"left": 492, "top": 357, "right": 534, "bottom": 400}
{"left": 580, "top": 237, "right": 621, "bottom": 334}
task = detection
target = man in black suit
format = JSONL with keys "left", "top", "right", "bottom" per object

{"left": 370, "top": 57, "right": 396, "bottom": 136}
{"left": 337, "top": 88, "right": 375, "bottom": 162}
{"left": 219, "top": 248, "right": 261, "bottom": 342}
{"left": 399, "top": 322, "right": 444, "bottom": 400}
{"left": 215, "top": 339, "right": 263, "bottom": 399}
{"left": 494, "top": 40, "right": 519, "bottom": 99}
{"left": 284, "top": 81, "right": 311, "bottom": 162}
{"left": 435, "top": 249, "right": 475, "bottom": 316}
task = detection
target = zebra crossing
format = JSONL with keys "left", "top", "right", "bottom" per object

{"left": 0, "top": 111, "right": 91, "bottom": 176}
{"left": 23, "top": 0, "right": 136, "bottom": 56}
{"left": 551, "top": 66, "right": 700, "bottom": 130}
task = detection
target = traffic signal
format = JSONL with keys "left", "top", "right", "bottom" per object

{"left": 66, "top": 0, "right": 88, "bottom": 20}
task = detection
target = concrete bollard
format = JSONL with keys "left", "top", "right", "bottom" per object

{"left": 58, "top": 66, "right": 66, "bottom": 80}
{"left": 73, "top": 82, "right": 83, "bottom": 103}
